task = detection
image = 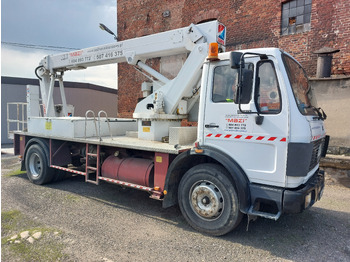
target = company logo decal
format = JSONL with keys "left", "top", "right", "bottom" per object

{"left": 217, "top": 24, "right": 226, "bottom": 45}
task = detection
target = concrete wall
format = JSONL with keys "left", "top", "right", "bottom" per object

{"left": 1, "top": 77, "right": 118, "bottom": 144}
{"left": 311, "top": 77, "right": 350, "bottom": 151}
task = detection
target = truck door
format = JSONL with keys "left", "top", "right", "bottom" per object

{"left": 202, "top": 58, "right": 289, "bottom": 187}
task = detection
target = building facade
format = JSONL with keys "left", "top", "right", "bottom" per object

{"left": 1, "top": 77, "right": 118, "bottom": 144}
{"left": 117, "top": 0, "right": 350, "bottom": 118}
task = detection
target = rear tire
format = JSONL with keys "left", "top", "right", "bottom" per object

{"left": 178, "top": 163, "right": 242, "bottom": 236}
{"left": 25, "top": 144, "right": 55, "bottom": 185}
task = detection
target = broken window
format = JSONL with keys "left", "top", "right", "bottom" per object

{"left": 281, "top": 0, "right": 312, "bottom": 35}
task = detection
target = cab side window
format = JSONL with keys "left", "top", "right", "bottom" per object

{"left": 212, "top": 65, "right": 238, "bottom": 103}
{"left": 255, "top": 61, "right": 281, "bottom": 113}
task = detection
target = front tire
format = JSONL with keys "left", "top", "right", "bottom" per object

{"left": 178, "top": 163, "right": 242, "bottom": 236}
{"left": 25, "top": 144, "right": 55, "bottom": 185}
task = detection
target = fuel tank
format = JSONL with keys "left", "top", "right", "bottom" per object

{"left": 101, "top": 156, "right": 154, "bottom": 187}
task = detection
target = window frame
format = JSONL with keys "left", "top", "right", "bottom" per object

{"left": 281, "top": 0, "right": 312, "bottom": 36}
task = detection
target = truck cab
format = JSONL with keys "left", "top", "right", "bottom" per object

{"left": 189, "top": 47, "right": 327, "bottom": 220}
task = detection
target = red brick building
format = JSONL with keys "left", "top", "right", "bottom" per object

{"left": 117, "top": 0, "right": 350, "bottom": 117}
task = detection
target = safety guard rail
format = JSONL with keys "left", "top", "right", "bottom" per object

{"left": 7, "top": 102, "right": 28, "bottom": 139}
{"left": 84, "top": 110, "right": 113, "bottom": 141}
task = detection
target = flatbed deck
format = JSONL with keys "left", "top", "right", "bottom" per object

{"left": 13, "top": 131, "right": 193, "bottom": 154}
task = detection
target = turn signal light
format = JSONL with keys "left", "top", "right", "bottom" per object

{"left": 207, "top": 42, "right": 219, "bottom": 61}
{"left": 195, "top": 148, "right": 204, "bottom": 153}
{"left": 194, "top": 141, "right": 204, "bottom": 153}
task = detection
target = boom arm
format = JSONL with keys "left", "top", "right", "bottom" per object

{"left": 36, "top": 20, "right": 226, "bottom": 118}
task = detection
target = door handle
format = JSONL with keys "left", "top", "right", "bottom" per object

{"left": 205, "top": 124, "right": 219, "bottom": 128}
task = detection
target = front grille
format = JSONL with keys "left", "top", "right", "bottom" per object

{"left": 308, "top": 138, "right": 324, "bottom": 171}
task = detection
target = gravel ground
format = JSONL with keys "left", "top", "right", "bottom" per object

{"left": 1, "top": 154, "right": 350, "bottom": 262}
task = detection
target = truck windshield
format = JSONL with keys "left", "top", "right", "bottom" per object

{"left": 282, "top": 54, "right": 318, "bottom": 116}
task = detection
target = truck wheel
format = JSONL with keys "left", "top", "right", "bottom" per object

{"left": 178, "top": 163, "right": 242, "bottom": 236}
{"left": 25, "top": 144, "right": 55, "bottom": 185}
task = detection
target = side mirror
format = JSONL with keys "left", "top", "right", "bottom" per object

{"left": 230, "top": 52, "right": 244, "bottom": 69}
{"left": 235, "top": 69, "right": 253, "bottom": 104}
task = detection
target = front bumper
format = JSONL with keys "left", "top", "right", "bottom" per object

{"left": 283, "top": 169, "right": 325, "bottom": 213}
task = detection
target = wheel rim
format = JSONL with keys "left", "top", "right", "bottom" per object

{"left": 189, "top": 180, "right": 224, "bottom": 220}
{"left": 28, "top": 153, "right": 42, "bottom": 178}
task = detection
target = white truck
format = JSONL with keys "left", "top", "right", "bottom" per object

{"left": 9, "top": 20, "right": 328, "bottom": 236}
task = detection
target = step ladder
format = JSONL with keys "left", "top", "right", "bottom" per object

{"left": 247, "top": 205, "right": 281, "bottom": 220}
{"left": 85, "top": 144, "right": 100, "bottom": 185}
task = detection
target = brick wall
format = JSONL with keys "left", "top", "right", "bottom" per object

{"left": 117, "top": 0, "right": 350, "bottom": 117}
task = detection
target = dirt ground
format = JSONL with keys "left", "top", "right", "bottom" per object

{"left": 1, "top": 153, "right": 350, "bottom": 262}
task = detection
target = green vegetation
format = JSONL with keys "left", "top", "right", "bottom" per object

{"left": 2, "top": 210, "right": 68, "bottom": 261}
{"left": 64, "top": 193, "right": 81, "bottom": 203}
{"left": 3, "top": 169, "right": 26, "bottom": 177}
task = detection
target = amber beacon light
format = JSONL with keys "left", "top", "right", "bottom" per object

{"left": 207, "top": 42, "right": 219, "bottom": 61}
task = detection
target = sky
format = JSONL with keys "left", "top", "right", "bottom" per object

{"left": 1, "top": 0, "right": 118, "bottom": 89}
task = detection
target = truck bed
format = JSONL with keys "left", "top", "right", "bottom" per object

{"left": 14, "top": 131, "right": 192, "bottom": 154}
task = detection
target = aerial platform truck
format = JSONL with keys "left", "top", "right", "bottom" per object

{"left": 9, "top": 20, "right": 329, "bottom": 236}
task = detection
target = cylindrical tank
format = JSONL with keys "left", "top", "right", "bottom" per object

{"left": 101, "top": 156, "right": 154, "bottom": 187}
{"left": 101, "top": 156, "right": 125, "bottom": 180}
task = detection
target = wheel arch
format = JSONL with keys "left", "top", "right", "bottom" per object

{"left": 163, "top": 150, "right": 207, "bottom": 208}
{"left": 163, "top": 146, "right": 251, "bottom": 213}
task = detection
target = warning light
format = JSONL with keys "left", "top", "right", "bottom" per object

{"left": 207, "top": 43, "right": 219, "bottom": 61}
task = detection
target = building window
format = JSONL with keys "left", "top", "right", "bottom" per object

{"left": 281, "top": 0, "right": 312, "bottom": 35}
